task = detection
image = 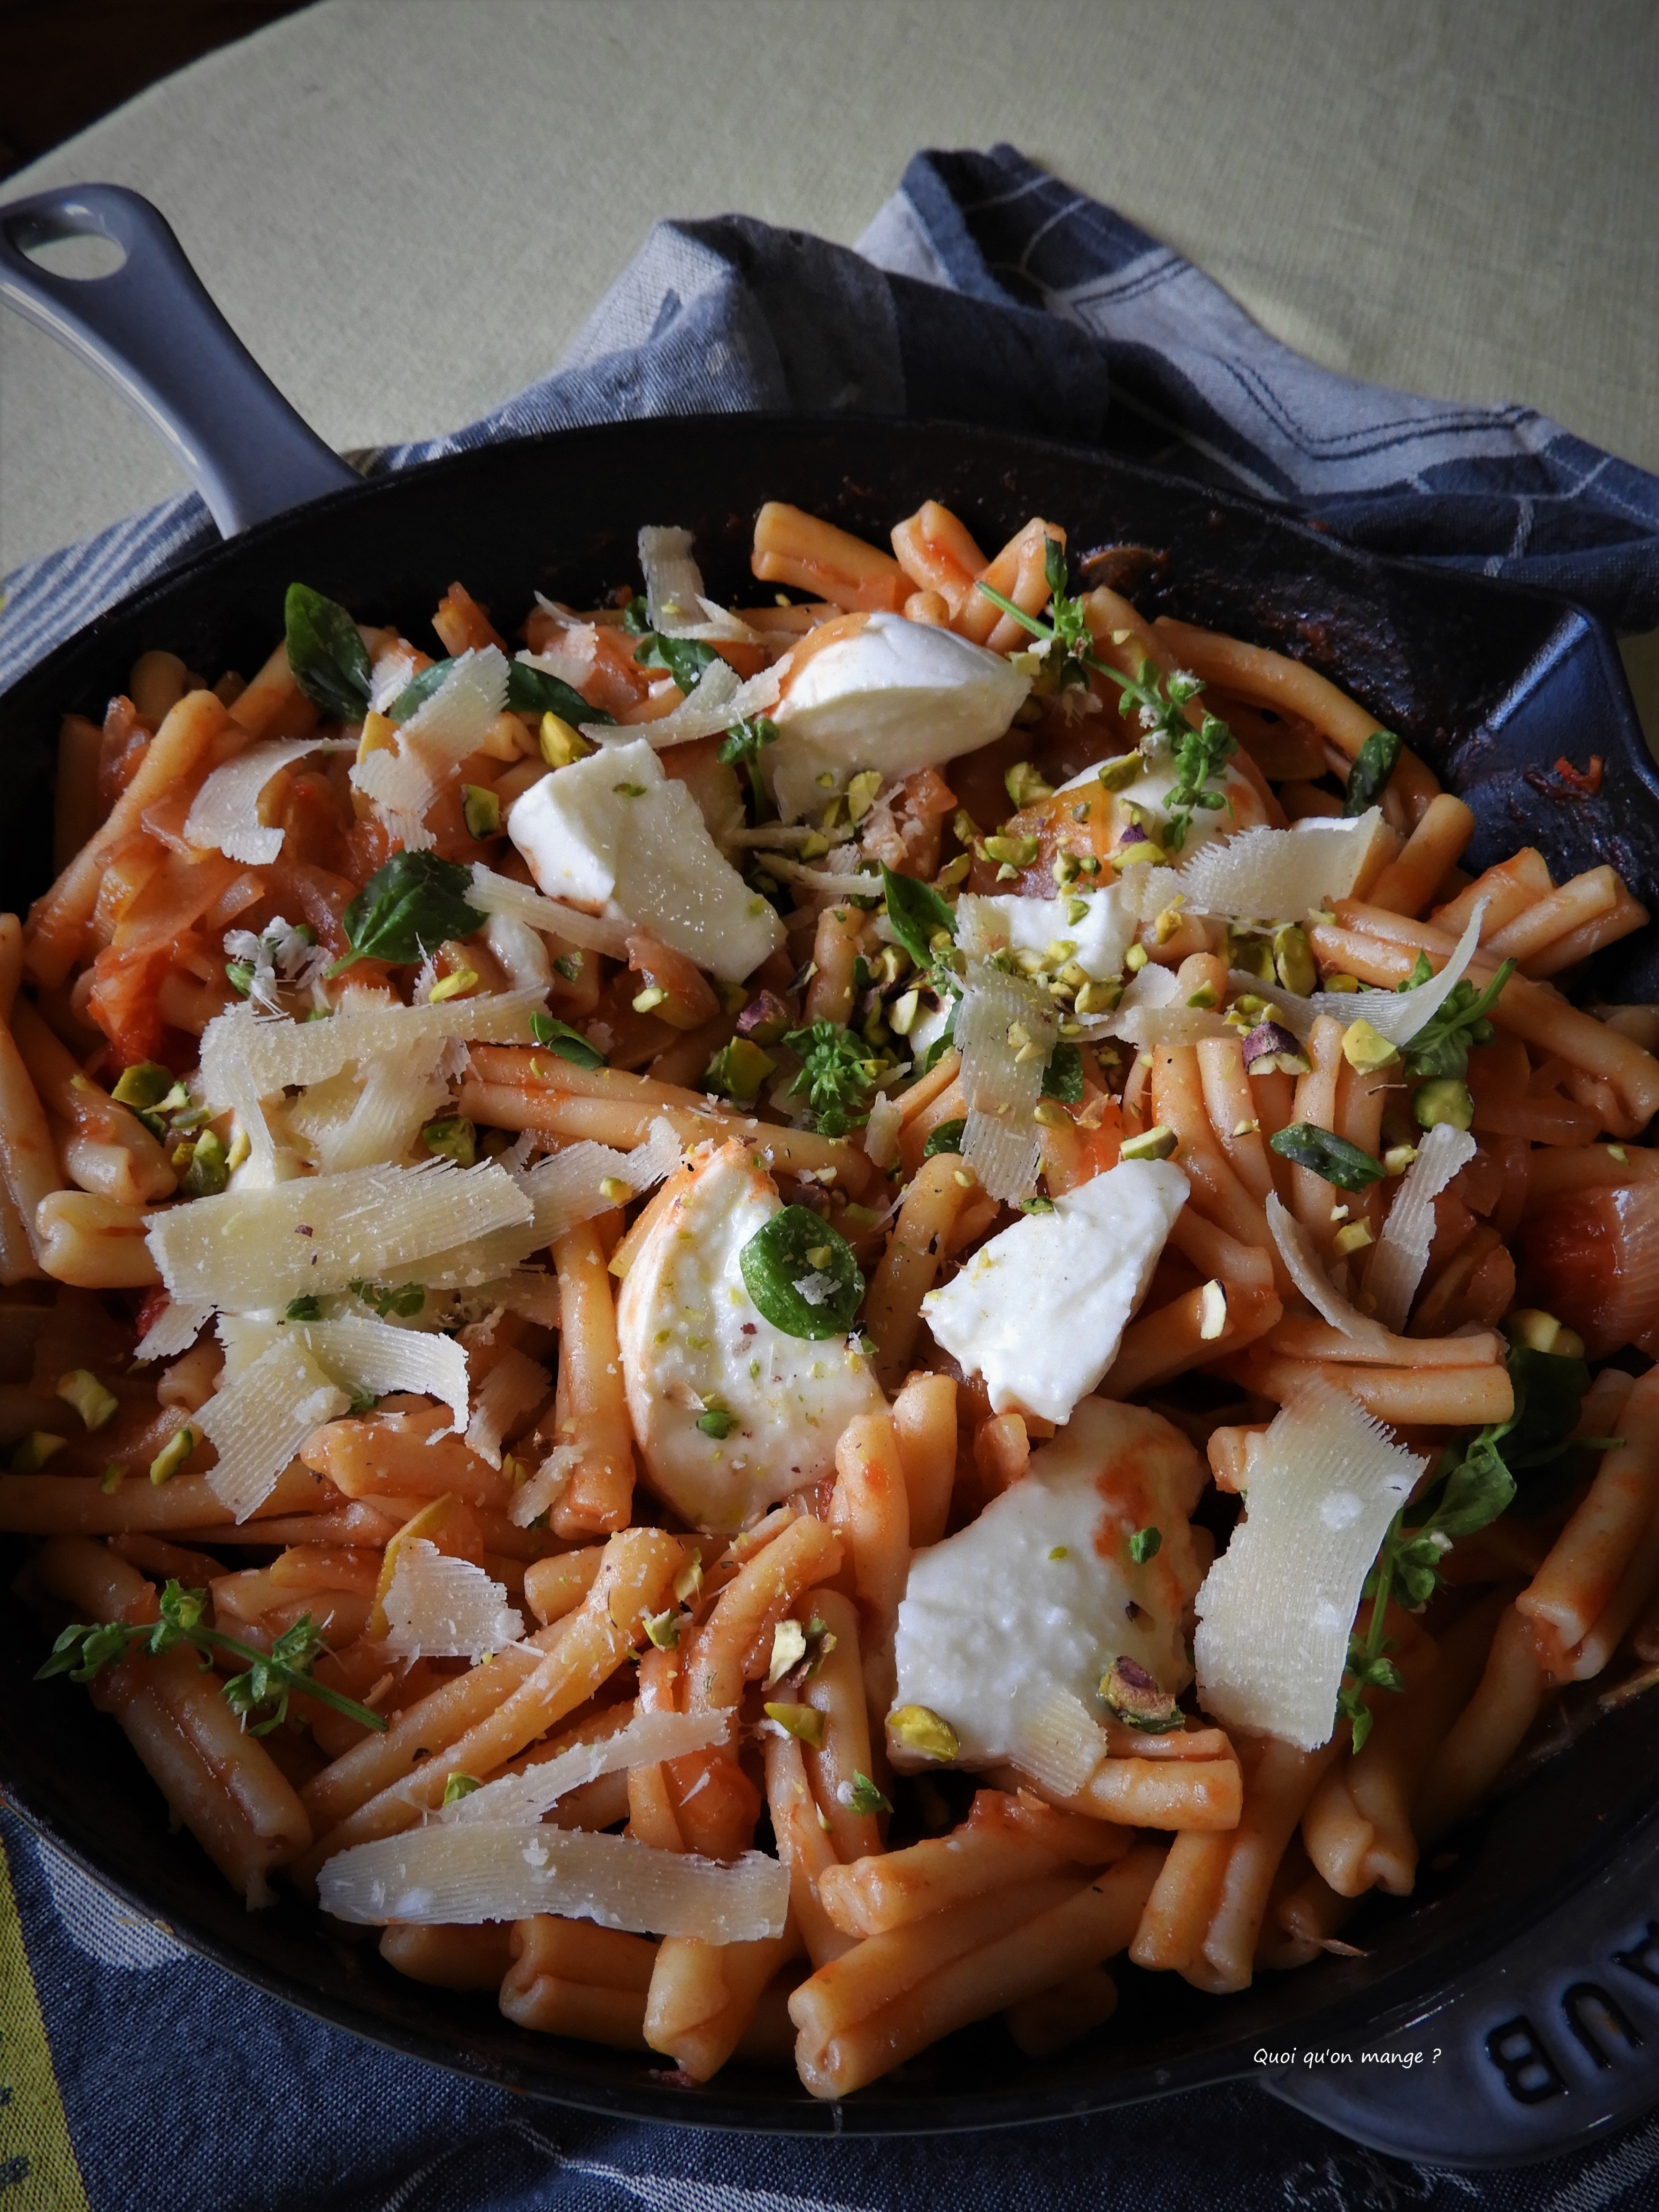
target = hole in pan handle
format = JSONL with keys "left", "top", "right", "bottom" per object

{"left": 0, "top": 182, "right": 359, "bottom": 536}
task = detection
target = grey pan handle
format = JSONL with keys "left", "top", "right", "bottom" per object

{"left": 0, "top": 183, "right": 358, "bottom": 535}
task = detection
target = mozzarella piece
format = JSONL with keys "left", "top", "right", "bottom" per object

{"left": 507, "top": 737, "right": 783, "bottom": 982}
{"left": 892, "top": 1399, "right": 1206, "bottom": 1767}
{"left": 1194, "top": 1378, "right": 1425, "bottom": 1750}
{"left": 614, "top": 1143, "right": 884, "bottom": 1531}
{"left": 922, "top": 1160, "right": 1187, "bottom": 1422}
{"left": 957, "top": 887, "right": 1138, "bottom": 981}
{"left": 768, "top": 612, "right": 1029, "bottom": 823}
{"left": 1057, "top": 753, "right": 1269, "bottom": 857}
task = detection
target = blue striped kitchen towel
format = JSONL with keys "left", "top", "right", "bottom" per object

{"left": 3, "top": 141, "right": 1658, "bottom": 696}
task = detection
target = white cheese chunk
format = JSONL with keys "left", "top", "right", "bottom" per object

{"left": 1193, "top": 1378, "right": 1425, "bottom": 1751}
{"left": 892, "top": 1399, "right": 1205, "bottom": 1768}
{"left": 956, "top": 887, "right": 1138, "bottom": 982}
{"left": 381, "top": 1540, "right": 524, "bottom": 1661}
{"left": 507, "top": 737, "right": 783, "bottom": 982}
{"left": 614, "top": 1142, "right": 884, "bottom": 1531}
{"left": 769, "top": 612, "right": 1029, "bottom": 823}
{"left": 922, "top": 1159, "right": 1187, "bottom": 1422}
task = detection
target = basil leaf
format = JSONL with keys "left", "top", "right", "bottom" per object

{"left": 634, "top": 629, "right": 720, "bottom": 696}
{"left": 922, "top": 1118, "right": 967, "bottom": 1159}
{"left": 881, "top": 865, "right": 957, "bottom": 972}
{"left": 1041, "top": 1041, "right": 1084, "bottom": 1104}
{"left": 1343, "top": 729, "right": 1402, "bottom": 817}
{"left": 327, "top": 852, "right": 486, "bottom": 976}
{"left": 1268, "top": 1122, "right": 1384, "bottom": 1190}
{"left": 506, "top": 661, "right": 615, "bottom": 727}
{"left": 739, "top": 1207, "right": 865, "bottom": 1340}
{"left": 285, "top": 583, "right": 373, "bottom": 722}
{"left": 530, "top": 1010, "right": 607, "bottom": 1070}
{"left": 389, "top": 659, "right": 454, "bottom": 721}
{"left": 622, "top": 595, "right": 651, "bottom": 634}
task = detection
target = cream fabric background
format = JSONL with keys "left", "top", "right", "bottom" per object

{"left": 2, "top": 0, "right": 1655, "bottom": 717}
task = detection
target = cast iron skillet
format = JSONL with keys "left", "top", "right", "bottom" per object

{"left": 2, "top": 184, "right": 1659, "bottom": 2136}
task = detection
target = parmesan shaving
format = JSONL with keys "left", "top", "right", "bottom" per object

{"left": 413, "top": 1119, "right": 681, "bottom": 1288}
{"left": 464, "top": 1272, "right": 562, "bottom": 1329}
{"left": 136, "top": 1297, "right": 211, "bottom": 1363}
{"left": 1009, "top": 1686, "right": 1107, "bottom": 1798}
{"left": 1193, "top": 1377, "right": 1425, "bottom": 1750}
{"left": 640, "top": 524, "right": 705, "bottom": 635}
{"left": 1365, "top": 1124, "right": 1479, "bottom": 1333}
{"left": 396, "top": 645, "right": 510, "bottom": 764}
{"left": 1228, "top": 902, "right": 1489, "bottom": 1047}
{"left": 147, "top": 1159, "right": 533, "bottom": 1312}
{"left": 518, "top": 637, "right": 594, "bottom": 691}
{"left": 349, "top": 743, "right": 438, "bottom": 835}
{"left": 183, "top": 738, "right": 356, "bottom": 865}
{"left": 381, "top": 1540, "right": 524, "bottom": 1660}
{"left": 219, "top": 1311, "right": 472, "bottom": 1433}
{"left": 956, "top": 961, "right": 1058, "bottom": 1201}
{"left": 316, "top": 1825, "right": 789, "bottom": 1940}
{"left": 465, "top": 1346, "right": 550, "bottom": 1467}
{"left": 863, "top": 1091, "right": 903, "bottom": 1173}
{"left": 197, "top": 1336, "right": 350, "bottom": 1523}
{"left": 1142, "top": 812, "right": 1382, "bottom": 922}
{"left": 317, "top": 1033, "right": 452, "bottom": 1173}
{"left": 200, "top": 989, "right": 543, "bottom": 1108}
{"left": 510, "top": 1443, "right": 579, "bottom": 1528}
{"left": 466, "top": 864, "right": 632, "bottom": 959}
{"left": 442, "top": 1708, "right": 730, "bottom": 1827}
{"left": 1266, "top": 1193, "right": 1392, "bottom": 1351}
{"left": 1099, "top": 960, "right": 1231, "bottom": 1048}
{"left": 583, "top": 659, "right": 782, "bottom": 751}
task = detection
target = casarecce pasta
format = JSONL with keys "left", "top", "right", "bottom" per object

{"left": 4, "top": 496, "right": 1659, "bottom": 2097}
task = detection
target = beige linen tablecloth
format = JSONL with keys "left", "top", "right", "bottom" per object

{"left": 2, "top": 0, "right": 1655, "bottom": 720}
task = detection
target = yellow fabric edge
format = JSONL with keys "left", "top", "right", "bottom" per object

{"left": 0, "top": 1824, "right": 92, "bottom": 2212}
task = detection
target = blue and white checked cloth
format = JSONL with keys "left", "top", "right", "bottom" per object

{"left": 7, "top": 145, "right": 1659, "bottom": 2210}
{"left": 4, "top": 142, "right": 1658, "bottom": 693}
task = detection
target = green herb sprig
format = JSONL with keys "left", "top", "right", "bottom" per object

{"left": 1400, "top": 960, "right": 1517, "bottom": 1081}
{"left": 782, "top": 1021, "right": 884, "bottom": 1137}
{"left": 37, "top": 1580, "right": 386, "bottom": 1737}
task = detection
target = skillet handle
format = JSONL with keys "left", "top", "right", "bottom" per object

{"left": 0, "top": 183, "right": 359, "bottom": 535}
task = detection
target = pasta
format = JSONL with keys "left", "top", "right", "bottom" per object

{"left": 4, "top": 491, "right": 1657, "bottom": 2100}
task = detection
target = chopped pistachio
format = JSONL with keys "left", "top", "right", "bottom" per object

{"left": 768, "top": 1617, "right": 809, "bottom": 1687}
{"left": 1128, "top": 1526, "right": 1162, "bottom": 1564}
{"left": 983, "top": 832, "right": 1040, "bottom": 869}
{"left": 1186, "top": 983, "right": 1218, "bottom": 1010}
{"left": 1124, "top": 944, "right": 1149, "bottom": 974}
{"left": 1414, "top": 1077, "right": 1475, "bottom": 1131}
{"left": 1114, "top": 840, "right": 1165, "bottom": 870}
{"left": 1383, "top": 1142, "right": 1419, "bottom": 1175}
{"left": 764, "top": 1701, "right": 826, "bottom": 1747}
{"left": 1033, "top": 1098, "right": 1070, "bottom": 1128}
{"left": 1341, "top": 1017, "right": 1399, "bottom": 1074}
{"left": 1333, "top": 1218, "right": 1375, "bottom": 1256}
{"left": 888, "top": 989, "right": 922, "bottom": 1038}
{"left": 110, "top": 1061, "right": 176, "bottom": 1113}
{"left": 422, "top": 1116, "right": 477, "bottom": 1168}
{"left": 1272, "top": 924, "right": 1317, "bottom": 998}
{"left": 696, "top": 1406, "right": 738, "bottom": 1440}
{"left": 1048, "top": 1544, "right": 1070, "bottom": 1561}
{"left": 598, "top": 1175, "right": 630, "bottom": 1204}
{"left": 887, "top": 1704, "right": 960, "bottom": 1762}
{"left": 99, "top": 1462, "right": 125, "bottom": 1495}
{"left": 935, "top": 855, "right": 971, "bottom": 890}
{"left": 56, "top": 1369, "right": 120, "bottom": 1433}
{"left": 1232, "top": 1118, "right": 1261, "bottom": 1137}
{"left": 538, "top": 711, "right": 590, "bottom": 768}
{"left": 182, "top": 1128, "right": 229, "bottom": 1198}
{"left": 1099, "top": 1655, "right": 1180, "bottom": 1732}
{"left": 1004, "top": 760, "right": 1054, "bottom": 809}
{"left": 1065, "top": 896, "right": 1090, "bottom": 925}
{"left": 461, "top": 784, "right": 501, "bottom": 839}
{"left": 842, "top": 1771, "right": 892, "bottom": 1816}
{"left": 798, "top": 831, "right": 829, "bottom": 861}
{"left": 1504, "top": 1308, "right": 1582, "bottom": 1358}
{"left": 148, "top": 1425, "right": 195, "bottom": 1486}
{"left": 441, "top": 1772, "right": 482, "bottom": 1805}
{"left": 1608, "top": 1144, "right": 1629, "bottom": 1164}
{"left": 632, "top": 983, "right": 669, "bottom": 1014}
{"left": 1120, "top": 1124, "right": 1178, "bottom": 1162}
{"left": 673, "top": 1553, "right": 704, "bottom": 1606}
{"left": 1073, "top": 977, "right": 1120, "bottom": 1018}
{"left": 225, "top": 1126, "right": 251, "bottom": 1173}
{"left": 1095, "top": 753, "right": 1142, "bottom": 792}
{"left": 705, "top": 1037, "right": 776, "bottom": 1108}
{"left": 428, "top": 968, "right": 478, "bottom": 1004}
{"left": 847, "top": 768, "right": 883, "bottom": 822}
{"left": 1324, "top": 973, "right": 1360, "bottom": 994}
{"left": 10, "top": 1431, "right": 65, "bottom": 1474}
{"left": 643, "top": 1608, "right": 680, "bottom": 1650}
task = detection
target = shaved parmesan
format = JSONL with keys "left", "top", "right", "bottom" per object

{"left": 413, "top": 1119, "right": 680, "bottom": 1288}
{"left": 1193, "top": 1378, "right": 1425, "bottom": 1750}
{"left": 381, "top": 1540, "right": 524, "bottom": 1660}
{"left": 483, "top": 912, "right": 552, "bottom": 991}
{"left": 146, "top": 1159, "right": 532, "bottom": 1312}
{"left": 183, "top": 738, "right": 356, "bottom": 865}
{"left": 198, "top": 1335, "right": 350, "bottom": 1522}
{"left": 470, "top": 1272, "right": 563, "bottom": 1329}
{"left": 200, "top": 989, "right": 543, "bottom": 1108}
{"left": 956, "top": 961, "right": 1057, "bottom": 1201}
{"left": 518, "top": 637, "right": 593, "bottom": 691}
{"left": 586, "top": 657, "right": 781, "bottom": 750}
{"left": 640, "top": 524, "right": 705, "bottom": 634}
{"left": 1143, "top": 812, "right": 1382, "bottom": 923}
{"left": 1010, "top": 1686, "right": 1107, "bottom": 1798}
{"left": 396, "top": 646, "right": 510, "bottom": 764}
{"left": 443, "top": 1708, "right": 730, "bottom": 1827}
{"left": 318, "top": 1034, "right": 452, "bottom": 1173}
{"left": 466, "top": 863, "right": 632, "bottom": 958}
{"left": 136, "top": 1297, "right": 211, "bottom": 1363}
{"left": 317, "top": 1825, "right": 789, "bottom": 1940}
{"left": 465, "top": 1346, "right": 550, "bottom": 1467}
{"left": 1229, "top": 902, "right": 1489, "bottom": 1047}
{"left": 1266, "top": 1194, "right": 1391, "bottom": 1351}
{"left": 219, "top": 1311, "right": 472, "bottom": 1433}
{"left": 1099, "top": 960, "right": 1231, "bottom": 1048}
{"left": 510, "top": 1443, "right": 579, "bottom": 1529}
{"left": 863, "top": 1091, "right": 903, "bottom": 1172}
{"left": 1365, "top": 1123, "right": 1479, "bottom": 1333}
{"left": 350, "top": 744, "right": 439, "bottom": 842}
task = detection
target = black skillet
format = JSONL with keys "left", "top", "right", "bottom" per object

{"left": 2, "top": 182, "right": 1658, "bottom": 2142}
